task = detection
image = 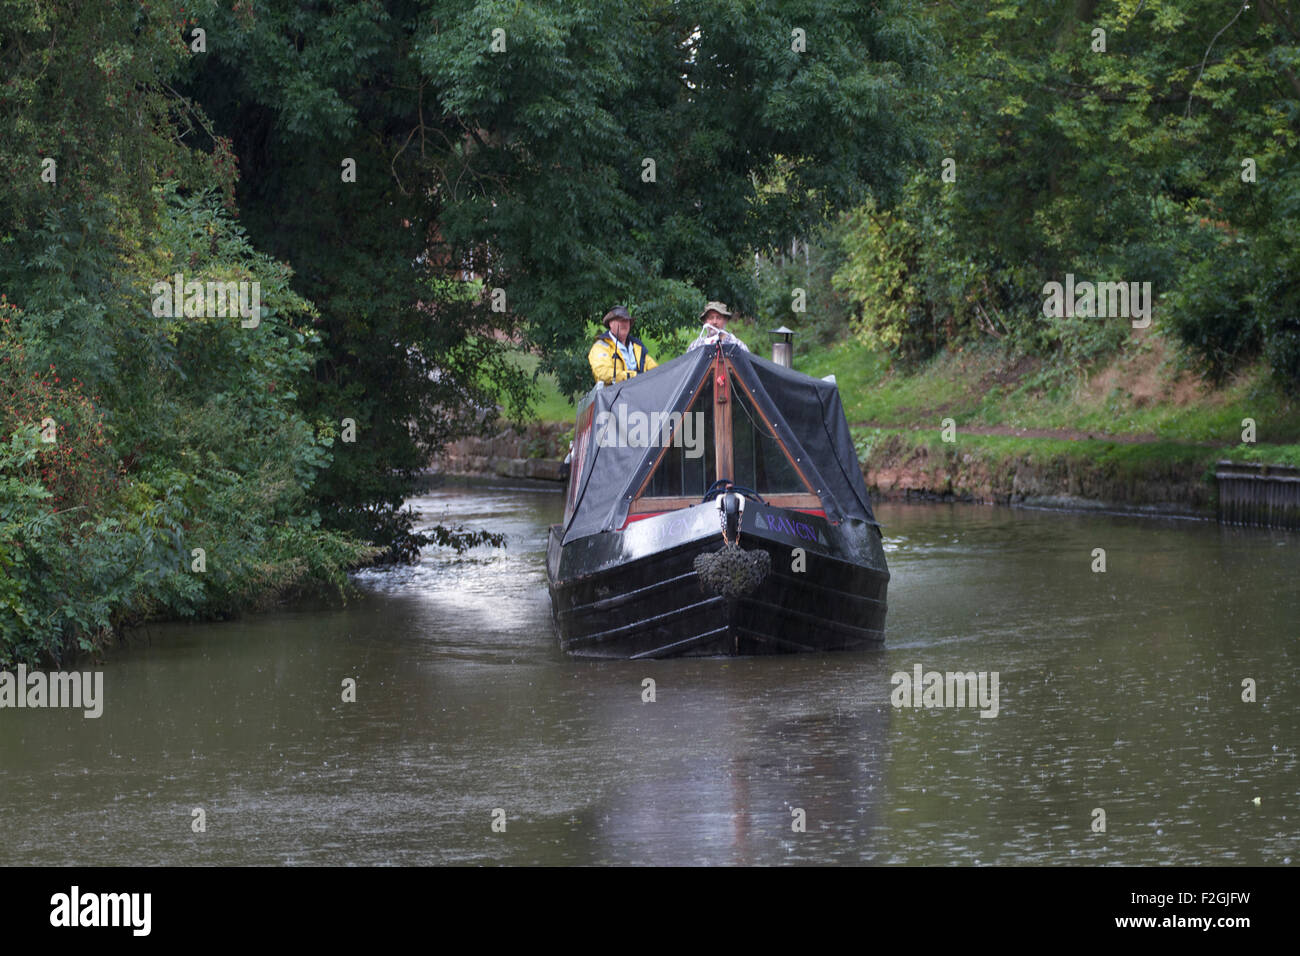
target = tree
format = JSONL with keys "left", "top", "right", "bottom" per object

{"left": 0, "top": 0, "right": 375, "bottom": 664}
{"left": 418, "top": 0, "right": 934, "bottom": 392}
{"left": 181, "top": 0, "right": 934, "bottom": 552}
{"left": 832, "top": 0, "right": 1300, "bottom": 377}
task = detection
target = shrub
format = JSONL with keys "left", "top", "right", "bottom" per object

{"left": 1165, "top": 244, "right": 1260, "bottom": 384}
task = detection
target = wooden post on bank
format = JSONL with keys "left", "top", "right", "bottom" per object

{"left": 1215, "top": 461, "right": 1300, "bottom": 530}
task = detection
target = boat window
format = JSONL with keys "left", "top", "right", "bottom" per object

{"left": 644, "top": 378, "right": 717, "bottom": 497}
{"left": 633, "top": 368, "right": 814, "bottom": 506}
{"left": 730, "top": 378, "right": 806, "bottom": 494}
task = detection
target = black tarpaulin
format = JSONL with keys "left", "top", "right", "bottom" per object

{"left": 561, "top": 344, "right": 878, "bottom": 544}
{"left": 742, "top": 349, "right": 878, "bottom": 527}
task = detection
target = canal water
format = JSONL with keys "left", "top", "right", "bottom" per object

{"left": 1, "top": 482, "right": 1295, "bottom": 865}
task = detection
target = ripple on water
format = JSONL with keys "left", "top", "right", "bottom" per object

{"left": 0, "top": 491, "right": 1295, "bottom": 865}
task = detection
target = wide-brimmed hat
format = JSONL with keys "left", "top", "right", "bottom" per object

{"left": 699, "top": 301, "right": 732, "bottom": 320}
{"left": 603, "top": 305, "right": 632, "bottom": 327}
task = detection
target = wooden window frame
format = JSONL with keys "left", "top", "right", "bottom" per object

{"left": 629, "top": 354, "right": 821, "bottom": 511}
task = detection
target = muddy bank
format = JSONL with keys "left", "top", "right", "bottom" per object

{"left": 859, "top": 430, "right": 1218, "bottom": 516}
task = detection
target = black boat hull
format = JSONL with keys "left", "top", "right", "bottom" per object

{"left": 547, "top": 501, "right": 888, "bottom": 658}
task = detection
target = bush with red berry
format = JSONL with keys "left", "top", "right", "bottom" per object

{"left": 0, "top": 297, "right": 121, "bottom": 518}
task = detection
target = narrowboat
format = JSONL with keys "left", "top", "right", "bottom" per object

{"left": 546, "top": 342, "right": 888, "bottom": 658}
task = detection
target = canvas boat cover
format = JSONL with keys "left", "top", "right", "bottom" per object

{"left": 562, "top": 344, "right": 879, "bottom": 544}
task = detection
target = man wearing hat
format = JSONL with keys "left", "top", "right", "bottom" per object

{"left": 589, "top": 305, "right": 658, "bottom": 386}
{"left": 687, "top": 301, "right": 749, "bottom": 352}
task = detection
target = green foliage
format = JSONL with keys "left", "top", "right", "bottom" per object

{"left": 1252, "top": 170, "right": 1300, "bottom": 384}
{"left": 824, "top": 0, "right": 1300, "bottom": 382}
{"left": 0, "top": 421, "right": 176, "bottom": 665}
{"left": 182, "top": 0, "right": 537, "bottom": 556}
{"left": 1165, "top": 242, "right": 1260, "bottom": 382}
{"left": 1230, "top": 443, "right": 1300, "bottom": 469}
{"left": 755, "top": 226, "right": 855, "bottom": 347}
{"left": 0, "top": 172, "right": 378, "bottom": 664}
{"left": 415, "top": 0, "right": 933, "bottom": 394}
{"left": 0, "top": 0, "right": 217, "bottom": 238}
{"left": 833, "top": 198, "right": 938, "bottom": 361}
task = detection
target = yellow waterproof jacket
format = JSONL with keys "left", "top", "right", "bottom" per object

{"left": 589, "top": 331, "right": 657, "bottom": 385}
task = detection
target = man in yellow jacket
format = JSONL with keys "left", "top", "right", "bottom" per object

{"left": 588, "top": 305, "right": 657, "bottom": 385}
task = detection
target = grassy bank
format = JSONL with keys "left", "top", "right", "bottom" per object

{"left": 797, "top": 332, "right": 1300, "bottom": 447}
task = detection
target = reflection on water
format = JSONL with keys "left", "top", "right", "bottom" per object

{"left": 0, "top": 484, "right": 1295, "bottom": 865}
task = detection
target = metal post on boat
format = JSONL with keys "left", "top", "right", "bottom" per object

{"left": 770, "top": 326, "right": 795, "bottom": 368}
